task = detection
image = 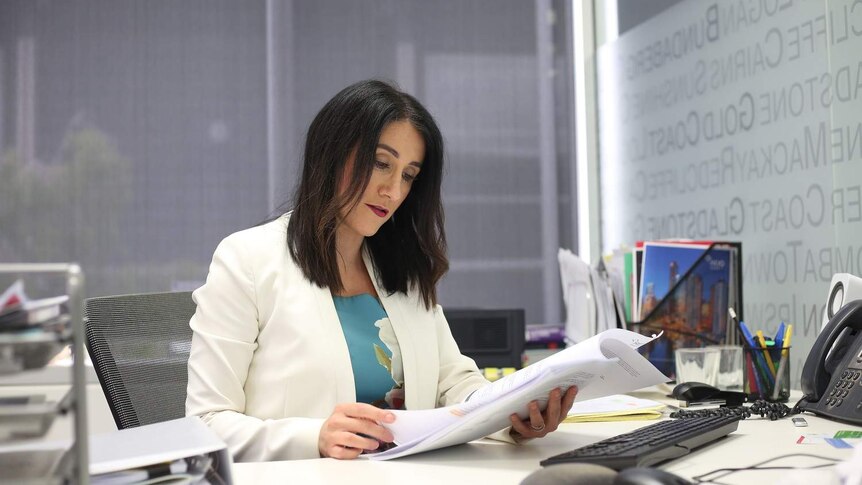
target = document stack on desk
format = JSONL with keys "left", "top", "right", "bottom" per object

{"left": 369, "top": 328, "right": 670, "bottom": 460}
{"left": 563, "top": 394, "right": 666, "bottom": 423}
{"left": 558, "top": 249, "right": 620, "bottom": 344}
{"left": 89, "top": 417, "right": 232, "bottom": 484}
{"left": 0, "top": 280, "right": 70, "bottom": 374}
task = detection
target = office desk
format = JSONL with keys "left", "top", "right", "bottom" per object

{"left": 233, "top": 407, "right": 860, "bottom": 484}
{"left": 3, "top": 379, "right": 857, "bottom": 484}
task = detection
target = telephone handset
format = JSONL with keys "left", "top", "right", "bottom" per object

{"left": 799, "top": 299, "right": 862, "bottom": 424}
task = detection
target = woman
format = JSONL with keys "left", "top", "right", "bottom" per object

{"left": 186, "top": 79, "right": 577, "bottom": 461}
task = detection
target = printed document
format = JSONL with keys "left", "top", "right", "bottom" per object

{"left": 368, "top": 328, "right": 669, "bottom": 460}
{"left": 563, "top": 394, "right": 665, "bottom": 423}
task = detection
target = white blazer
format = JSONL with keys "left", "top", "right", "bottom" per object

{"left": 186, "top": 214, "right": 496, "bottom": 462}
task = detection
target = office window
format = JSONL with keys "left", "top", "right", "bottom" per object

{"left": 0, "top": 0, "right": 267, "bottom": 296}
{"left": 0, "top": 0, "right": 577, "bottom": 326}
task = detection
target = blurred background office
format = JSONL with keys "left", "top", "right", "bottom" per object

{"left": 5, "top": 0, "right": 862, "bottom": 388}
{"left": 0, "top": 0, "right": 580, "bottom": 328}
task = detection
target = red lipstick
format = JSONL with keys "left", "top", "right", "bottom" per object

{"left": 367, "top": 204, "right": 389, "bottom": 217}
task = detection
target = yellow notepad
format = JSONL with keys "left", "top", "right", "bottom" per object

{"left": 563, "top": 394, "right": 666, "bottom": 423}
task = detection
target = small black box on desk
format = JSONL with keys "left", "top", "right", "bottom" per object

{"left": 445, "top": 308, "right": 525, "bottom": 369}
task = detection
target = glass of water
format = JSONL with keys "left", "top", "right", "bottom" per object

{"left": 674, "top": 347, "right": 720, "bottom": 386}
{"left": 706, "top": 345, "right": 744, "bottom": 391}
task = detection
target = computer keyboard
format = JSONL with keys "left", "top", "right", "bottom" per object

{"left": 540, "top": 414, "right": 741, "bottom": 470}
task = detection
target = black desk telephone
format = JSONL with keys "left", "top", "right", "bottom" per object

{"left": 800, "top": 298, "right": 862, "bottom": 424}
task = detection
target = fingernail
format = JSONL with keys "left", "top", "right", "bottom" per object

{"left": 384, "top": 413, "right": 395, "bottom": 423}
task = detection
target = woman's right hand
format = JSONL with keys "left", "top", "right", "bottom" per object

{"left": 318, "top": 403, "right": 396, "bottom": 459}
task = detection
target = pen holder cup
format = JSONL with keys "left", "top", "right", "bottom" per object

{"left": 743, "top": 345, "right": 790, "bottom": 402}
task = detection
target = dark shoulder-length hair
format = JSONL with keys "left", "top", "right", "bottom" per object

{"left": 286, "top": 79, "right": 447, "bottom": 309}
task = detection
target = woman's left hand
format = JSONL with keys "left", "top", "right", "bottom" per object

{"left": 509, "top": 386, "right": 578, "bottom": 439}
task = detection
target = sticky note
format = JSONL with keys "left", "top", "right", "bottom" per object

{"left": 825, "top": 438, "right": 853, "bottom": 449}
{"left": 483, "top": 368, "right": 501, "bottom": 382}
{"left": 796, "top": 434, "right": 832, "bottom": 444}
{"left": 835, "top": 430, "right": 862, "bottom": 439}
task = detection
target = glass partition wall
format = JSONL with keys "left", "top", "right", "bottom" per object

{"left": 591, "top": 0, "right": 862, "bottom": 386}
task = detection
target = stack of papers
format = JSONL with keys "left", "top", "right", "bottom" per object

{"left": 368, "top": 328, "right": 670, "bottom": 460}
{"left": 0, "top": 280, "right": 69, "bottom": 331}
{"left": 564, "top": 394, "right": 665, "bottom": 423}
{"left": 90, "top": 417, "right": 232, "bottom": 484}
{"left": 0, "top": 281, "right": 70, "bottom": 374}
{"left": 0, "top": 417, "right": 233, "bottom": 483}
{"left": 558, "top": 249, "right": 620, "bottom": 344}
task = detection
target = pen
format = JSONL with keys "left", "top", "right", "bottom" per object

{"left": 756, "top": 330, "right": 777, "bottom": 375}
{"left": 740, "top": 321, "right": 774, "bottom": 389}
{"left": 774, "top": 321, "right": 786, "bottom": 350}
{"left": 771, "top": 324, "right": 793, "bottom": 400}
{"left": 738, "top": 320, "right": 757, "bottom": 348}
{"left": 746, "top": 355, "right": 761, "bottom": 395}
{"left": 771, "top": 354, "right": 788, "bottom": 400}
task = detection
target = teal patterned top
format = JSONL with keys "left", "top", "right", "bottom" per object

{"left": 333, "top": 294, "right": 398, "bottom": 406}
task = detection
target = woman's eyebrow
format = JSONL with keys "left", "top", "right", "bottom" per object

{"left": 377, "top": 143, "right": 399, "bottom": 158}
{"left": 377, "top": 144, "right": 423, "bottom": 167}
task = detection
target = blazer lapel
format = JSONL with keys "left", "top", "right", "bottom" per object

{"left": 363, "top": 251, "right": 424, "bottom": 410}
{"left": 310, "top": 282, "right": 356, "bottom": 404}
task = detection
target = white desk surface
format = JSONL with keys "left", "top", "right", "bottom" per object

{"left": 232, "top": 390, "right": 861, "bottom": 485}
{"left": 2, "top": 380, "right": 857, "bottom": 484}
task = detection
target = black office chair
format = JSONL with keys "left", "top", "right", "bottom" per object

{"left": 84, "top": 291, "right": 196, "bottom": 429}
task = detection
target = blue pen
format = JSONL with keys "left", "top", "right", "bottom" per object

{"left": 739, "top": 321, "right": 775, "bottom": 390}
{"left": 738, "top": 320, "right": 764, "bottom": 391}
{"left": 774, "top": 321, "right": 786, "bottom": 350}
{"left": 738, "top": 320, "right": 758, "bottom": 348}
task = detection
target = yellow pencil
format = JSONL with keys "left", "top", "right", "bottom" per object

{"left": 756, "top": 330, "right": 777, "bottom": 376}
{"left": 782, "top": 325, "right": 793, "bottom": 356}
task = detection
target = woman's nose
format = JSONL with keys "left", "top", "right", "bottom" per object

{"left": 379, "top": 174, "right": 402, "bottom": 200}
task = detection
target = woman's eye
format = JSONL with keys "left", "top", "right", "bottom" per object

{"left": 374, "top": 160, "right": 389, "bottom": 170}
{"left": 402, "top": 172, "right": 417, "bottom": 182}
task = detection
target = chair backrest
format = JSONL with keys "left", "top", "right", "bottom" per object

{"left": 84, "top": 291, "right": 196, "bottom": 429}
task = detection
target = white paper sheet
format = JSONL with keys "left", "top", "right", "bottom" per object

{"left": 89, "top": 417, "right": 228, "bottom": 475}
{"left": 558, "top": 249, "right": 595, "bottom": 344}
{"left": 566, "top": 394, "right": 664, "bottom": 416}
{"left": 368, "top": 328, "right": 670, "bottom": 460}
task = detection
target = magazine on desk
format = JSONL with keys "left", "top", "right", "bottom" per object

{"left": 633, "top": 242, "right": 740, "bottom": 377}
{"left": 367, "top": 328, "right": 670, "bottom": 460}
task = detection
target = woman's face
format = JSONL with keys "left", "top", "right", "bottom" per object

{"left": 338, "top": 120, "right": 425, "bottom": 239}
